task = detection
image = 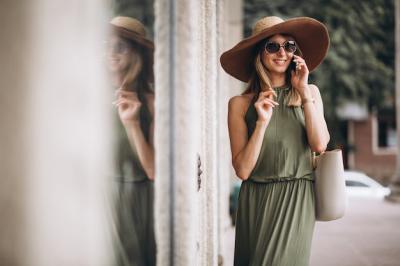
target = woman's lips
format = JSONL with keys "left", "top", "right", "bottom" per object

{"left": 109, "top": 59, "right": 120, "bottom": 65}
{"left": 273, "top": 59, "right": 287, "bottom": 66}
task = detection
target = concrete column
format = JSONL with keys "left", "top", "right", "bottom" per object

{"left": 217, "top": 0, "right": 243, "bottom": 265}
{"left": 0, "top": 1, "right": 114, "bottom": 265}
{"left": 154, "top": 0, "right": 200, "bottom": 265}
{"left": 154, "top": 0, "right": 243, "bottom": 264}
{"left": 198, "top": 0, "right": 219, "bottom": 264}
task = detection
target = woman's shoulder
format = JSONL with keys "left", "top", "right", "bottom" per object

{"left": 308, "top": 84, "right": 320, "bottom": 96}
{"left": 306, "top": 83, "right": 324, "bottom": 103}
{"left": 228, "top": 93, "right": 255, "bottom": 113}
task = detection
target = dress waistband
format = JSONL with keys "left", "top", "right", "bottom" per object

{"left": 248, "top": 174, "right": 314, "bottom": 184}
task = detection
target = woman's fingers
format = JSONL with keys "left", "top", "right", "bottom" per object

{"left": 114, "top": 99, "right": 127, "bottom": 107}
{"left": 259, "top": 90, "right": 277, "bottom": 97}
{"left": 291, "top": 62, "right": 308, "bottom": 76}
{"left": 258, "top": 90, "right": 277, "bottom": 101}
{"left": 116, "top": 89, "right": 139, "bottom": 100}
{"left": 293, "top": 54, "right": 304, "bottom": 61}
{"left": 113, "top": 90, "right": 141, "bottom": 105}
{"left": 255, "top": 102, "right": 276, "bottom": 114}
{"left": 297, "top": 61, "right": 308, "bottom": 71}
{"left": 257, "top": 97, "right": 279, "bottom": 106}
{"left": 113, "top": 97, "right": 142, "bottom": 108}
{"left": 255, "top": 98, "right": 279, "bottom": 109}
{"left": 292, "top": 56, "right": 308, "bottom": 72}
{"left": 261, "top": 98, "right": 279, "bottom": 107}
{"left": 117, "top": 90, "right": 137, "bottom": 96}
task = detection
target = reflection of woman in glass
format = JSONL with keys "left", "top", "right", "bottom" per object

{"left": 220, "top": 16, "right": 330, "bottom": 266}
{"left": 108, "top": 16, "right": 155, "bottom": 266}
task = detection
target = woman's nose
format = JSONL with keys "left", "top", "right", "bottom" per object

{"left": 277, "top": 46, "right": 285, "bottom": 56}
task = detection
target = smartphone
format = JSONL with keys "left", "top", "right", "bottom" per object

{"left": 289, "top": 58, "right": 297, "bottom": 72}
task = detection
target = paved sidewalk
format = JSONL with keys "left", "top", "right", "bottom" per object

{"left": 310, "top": 197, "right": 400, "bottom": 266}
{"left": 224, "top": 197, "right": 400, "bottom": 266}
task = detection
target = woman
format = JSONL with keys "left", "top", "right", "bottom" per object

{"left": 220, "top": 16, "right": 330, "bottom": 265}
{"left": 107, "top": 16, "right": 156, "bottom": 266}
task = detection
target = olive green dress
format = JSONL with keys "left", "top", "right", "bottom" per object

{"left": 234, "top": 86, "right": 316, "bottom": 266}
{"left": 113, "top": 104, "right": 156, "bottom": 266}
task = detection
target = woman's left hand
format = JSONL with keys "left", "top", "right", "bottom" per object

{"left": 290, "top": 55, "right": 310, "bottom": 96}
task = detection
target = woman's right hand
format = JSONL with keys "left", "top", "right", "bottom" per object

{"left": 113, "top": 89, "right": 142, "bottom": 126}
{"left": 254, "top": 90, "right": 279, "bottom": 124}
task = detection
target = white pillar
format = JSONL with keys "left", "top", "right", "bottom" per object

{"left": 154, "top": 0, "right": 243, "bottom": 264}
{"left": 198, "top": 0, "right": 219, "bottom": 264}
{"left": 217, "top": 0, "right": 244, "bottom": 265}
{"left": 0, "top": 1, "right": 114, "bottom": 265}
{"left": 154, "top": 0, "right": 200, "bottom": 265}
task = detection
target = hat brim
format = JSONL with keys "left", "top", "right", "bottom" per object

{"left": 220, "top": 17, "right": 330, "bottom": 82}
{"left": 111, "top": 25, "right": 155, "bottom": 50}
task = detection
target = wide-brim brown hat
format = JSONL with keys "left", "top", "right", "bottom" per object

{"left": 110, "top": 16, "right": 154, "bottom": 50}
{"left": 110, "top": 16, "right": 155, "bottom": 83}
{"left": 220, "top": 16, "right": 330, "bottom": 82}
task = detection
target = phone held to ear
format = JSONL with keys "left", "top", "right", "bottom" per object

{"left": 289, "top": 58, "right": 297, "bottom": 72}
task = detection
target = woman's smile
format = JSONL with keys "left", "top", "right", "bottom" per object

{"left": 272, "top": 58, "right": 288, "bottom": 66}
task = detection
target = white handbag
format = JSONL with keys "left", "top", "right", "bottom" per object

{"left": 312, "top": 149, "right": 347, "bottom": 221}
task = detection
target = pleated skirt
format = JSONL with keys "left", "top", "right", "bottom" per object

{"left": 234, "top": 177, "right": 316, "bottom": 266}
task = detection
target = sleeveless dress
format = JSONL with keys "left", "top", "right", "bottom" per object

{"left": 113, "top": 103, "right": 156, "bottom": 266}
{"left": 234, "top": 85, "right": 316, "bottom": 266}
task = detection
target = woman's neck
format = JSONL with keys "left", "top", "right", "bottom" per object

{"left": 111, "top": 73, "right": 124, "bottom": 88}
{"left": 269, "top": 72, "right": 287, "bottom": 88}
{"left": 111, "top": 72, "right": 138, "bottom": 92}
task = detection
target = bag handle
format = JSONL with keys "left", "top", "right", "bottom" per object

{"left": 311, "top": 150, "right": 326, "bottom": 170}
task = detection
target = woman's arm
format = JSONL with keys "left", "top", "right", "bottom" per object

{"left": 228, "top": 92, "right": 277, "bottom": 180}
{"left": 301, "top": 84, "right": 330, "bottom": 153}
{"left": 291, "top": 55, "right": 330, "bottom": 153}
{"left": 116, "top": 91, "right": 155, "bottom": 180}
{"left": 124, "top": 121, "right": 155, "bottom": 180}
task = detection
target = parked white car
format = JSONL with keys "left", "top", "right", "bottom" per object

{"left": 229, "top": 170, "right": 390, "bottom": 224}
{"left": 344, "top": 170, "right": 390, "bottom": 199}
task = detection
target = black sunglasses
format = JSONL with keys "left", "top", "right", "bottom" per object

{"left": 106, "top": 40, "right": 131, "bottom": 54}
{"left": 264, "top": 40, "right": 297, "bottom": 54}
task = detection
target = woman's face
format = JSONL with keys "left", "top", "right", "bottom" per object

{"left": 260, "top": 34, "right": 296, "bottom": 74}
{"left": 107, "top": 35, "right": 135, "bottom": 73}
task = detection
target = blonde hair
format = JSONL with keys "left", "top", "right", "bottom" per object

{"left": 243, "top": 38, "right": 303, "bottom": 107}
{"left": 119, "top": 39, "right": 153, "bottom": 94}
{"left": 121, "top": 51, "right": 143, "bottom": 91}
{"left": 118, "top": 36, "right": 154, "bottom": 141}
